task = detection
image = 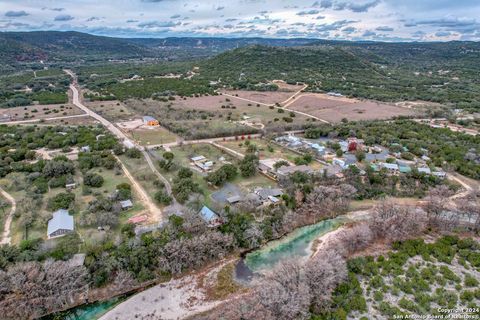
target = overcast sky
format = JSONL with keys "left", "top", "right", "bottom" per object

{"left": 1, "top": 0, "right": 479, "bottom": 41}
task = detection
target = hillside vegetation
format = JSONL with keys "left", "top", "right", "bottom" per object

{"left": 199, "top": 44, "right": 480, "bottom": 110}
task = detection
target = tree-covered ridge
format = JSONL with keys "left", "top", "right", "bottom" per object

{"left": 305, "top": 120, "right": 480, "bottom": 179}
{"left": 0, "top": 69, "right": 69, "bottom": 107}
{"left": 199, "top": 44, "right": 480, "bottom": 110}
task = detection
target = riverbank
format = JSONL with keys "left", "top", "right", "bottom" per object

{"left": 99, "top": 259, "right": 237, "bottom": 320}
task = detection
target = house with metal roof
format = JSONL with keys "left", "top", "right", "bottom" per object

{"left": 381, "top": 163, "right": 399, "bottom": 172}
{"left": 199, "top": 206, "right": 222, "bottom": 227}
{"left": 191, "top": 155, "right": 206, "bottom": 162}
{"left": 418, "top": 167, "right": 432, "bottom": 174}
{"left": 255, "top": 188, "right": 283, "bottom": 200}
{"left": 226, "top": 195, "right": 242, "bottom": 204}
{"left": 277, "top": 164, "right": 313, "bottom": 177}
{"left": 120, "top": 199, "right": 133, "bottom": 210}
{"left": 398, "top": 164, "right": 412, "bottom": 173}
{"left": 47, "top": 209, "right": 74, "bottom": 239}
{"left": 143, "top": 116, "right": 159, "bottom": 126}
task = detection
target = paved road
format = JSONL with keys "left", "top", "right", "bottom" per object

{"left": 65, "top": 71, "right": 135, "bottom": 149}
{"left": 64, "top": 70, "right": 165, "bottom": 221}
{"left": 0, "top": 187, "right": 16, "bottom": 245}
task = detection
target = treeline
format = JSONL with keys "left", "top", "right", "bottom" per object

{"left": 97, "top": 78, "right": 214, "bottom": 101}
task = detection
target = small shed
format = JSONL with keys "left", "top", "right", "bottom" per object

{"left": 47, "top": 209, "right": 74, "bottom": 239}
{"left": 226, "top": 195, "right": 242, "bottom": 204}
{"left": 65, "top": 183, "right": 76, "bottom": 190}
{"left": 418, "top": 167, "right": 432, "bottom": 174}
{"left": 80, "top": 145, "right": 91, "bottom": 153}
{"left": 191, "top": 155, "right": 206, "bottom": 162}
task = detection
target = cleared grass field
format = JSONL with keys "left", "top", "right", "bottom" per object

{"left": 288, "top": 93, "right": 417, "bottom": 122}
{"left": 125, "top": 97, "right": 310, "bottom": 139}
{"left": 1, "top": 103, "right": 83, "bottom": 121}
{"left": 86, "top": 100, "right": 136, "bottom": 121}
{"left": 128, "top": 126, "right": 178, "bottom": 146}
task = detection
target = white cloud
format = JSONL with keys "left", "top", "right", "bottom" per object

{"left": 0, "top": 0, "right": 478, "bottom": 41}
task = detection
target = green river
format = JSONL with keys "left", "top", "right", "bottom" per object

{"left": 244, "top": 216, "right": 346, "bottom": 273}
{"left": 48, "top": 216, "right": 347, "bottom": 319}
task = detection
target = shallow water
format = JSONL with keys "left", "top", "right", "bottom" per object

{"left": 243, "top": 216, "right": 345, "bottom": 273}
{"left": 42, "top": 295, "right": 127, "bottom": 320}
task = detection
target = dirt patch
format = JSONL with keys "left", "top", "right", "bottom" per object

{"left": 221, "top": 90, "right": 295, "bottom": 105}
{"left": 86, "top": 100, "right": 136, "bottom": 121}
{"left": 272, "top": 80, "right": 304, "bottom": 92}
{"left": 289, "top": 94, "right": 417, "bottom": 123}
{"left": 0, "top": 103, "right": 83, "bottom": 122}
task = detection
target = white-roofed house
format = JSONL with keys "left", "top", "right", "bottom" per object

{"left": 120, "top": 199, "right": 133, "bottom": 210}
{"left": 47, "top": 209, "right": 74, "bottom": 239}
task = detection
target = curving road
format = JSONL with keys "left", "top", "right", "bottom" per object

{"left": 0, "top": 187, "right": 16, "bottom": 245}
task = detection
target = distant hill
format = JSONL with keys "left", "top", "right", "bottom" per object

{"left": 197, "top": 44, "right": 480, "bottom": 109}
{"left": 0, "top": 31, "right": 152, "bottom": 64}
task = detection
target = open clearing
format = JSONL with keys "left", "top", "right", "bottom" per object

{"left": 152, "top": 143, "right": 276, "bottom": 206}
{"left": 220, "top": 90, "right": 294, "bottom": 105}
{"left": 0, "top": 103, "right": 83, "bottom": 122}
{"left": 85, "top": 100, "right": 136, "bottom": 121}
{"left": 117, "top": 119, "right": 178, "bottom": 146}
{"left": 125, "top": 97, "right": 309, "bottom": 140}
{"left": 0, "top": 166, "right": 143, "bottom": 246}
{"left": 219, "top": 139, "right": 324, "bottom": 170}
{"left": 288, "top": 93, "right": 417, "bottom": 122}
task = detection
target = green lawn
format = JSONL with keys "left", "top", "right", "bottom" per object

{"left": 129, "top": 126, "right": 178, "bottom": 146}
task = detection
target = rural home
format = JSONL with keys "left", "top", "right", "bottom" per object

{"left": 258, "top": 158, "right": 289, "bottom": 176}
{"left": 277, "top": 164, "right": 313, "bottom": 178}
{"left": 381, "top": 162, "right": 399, "bottom": 173}
{"left": 143, "top": 116, "right": 159, "bottom": 126}
{"left": 120, "top": 199, "right": 133, "bottom": 210}
{"left": 191, "top": 155, "right": 214, "bottom": 172}
{"left": 255, "top": 188, "right": 283, "bottom": 202}
{"left": 47, "top": 209, "right": 74, "bottom": 239}
{"left": 199, "top": 206, "right": 222, "bottom": 227}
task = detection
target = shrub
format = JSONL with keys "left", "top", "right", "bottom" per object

{"left": 84, "top": 173, "right": 104, "bottom": 187}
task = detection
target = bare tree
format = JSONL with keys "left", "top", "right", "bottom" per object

{"left": 456, "top": 191, "right": 480, "bottom": 231}
{"left": 422, "top": 185, "right": 454, "bottom": 228}
{"left": 335, "top": 222, "right": 374, "bottom": 256}
{"left": 256, "top": 260, "right": 311, "bottom": 320}
{"left": 0, "top": 259, "right": 89, "bottom": 319}
{"left": 305, "top": 249, "right": 347, "bottom": 313}
{"left": 292, "top": 184, "right": 356, "bottom": 229}
{"left": 371, "top": 198, "right": 426, "bottom": 242}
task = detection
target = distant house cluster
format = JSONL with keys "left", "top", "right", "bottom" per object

{"left": 275, "top": 134, "right": 447, "bottom": 179}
